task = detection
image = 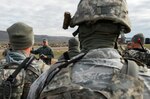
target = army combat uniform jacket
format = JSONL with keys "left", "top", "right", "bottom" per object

{"left": 28, "top": 48, "right": 144, "bottom": 99}
{"left": 0, "top": 51, "right": 49, "bottom": 99}
{"left": 123, "top": 48, "right": 150, "bottom": 67}
{"left": 123, "top": 48, "right": 150, "bottom": 99}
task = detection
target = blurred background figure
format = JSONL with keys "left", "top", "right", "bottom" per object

{"left": 127, "top": 42, "right": 132, "bottom": 50}
{"left": 123, "top": 33, "right": 150, "bottom": 67}
{"left": 58, "top": 37, "right": 80, "bottom": 61}
{"left": 0, "top": 22, "right": 47, "bottom": 99}
{"left": 132, "top": 33, "right": 145, "bottom": 49}
{"left": 31, "top": 39, "right": 54, "bottom": 65}
{"left": 2, "top": 43, "right": 12, "bottom": 56}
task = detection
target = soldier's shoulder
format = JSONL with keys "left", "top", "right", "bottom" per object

{"left": 32, "top": 59, "right": 49, "bottom": 72}
{"left": 122, "top": 49, "right": 135, "bottom": 57}
{"left": 46, "top": 46, "right": 52, "bottom": 50}
{"left": 31, "top": 59, "right": 43, "bottom": 68}
{"left": 37, "top": 46, "right": 43, "bottom": 50}
{"left": 127, "top": 49, "right": 140, "bottom": 55}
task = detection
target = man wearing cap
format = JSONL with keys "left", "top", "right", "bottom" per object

{"left": 123, "top": 33, "right": 150, "bottom": 66}
{"left": 31, "top": 39, "right": 54, "bottom": 65}
{"left": 0, "top": 22, "right": 48, "bottom": 99}
{"left": 123, "top": 33, "right": 150, "bottom": 99}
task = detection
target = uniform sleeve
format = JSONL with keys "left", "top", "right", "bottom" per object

{"left": 37, "top": 59, "right": 50, "bottom": 73}
{"left": 21, "top": 62, "right": 41, "bottom": 99}
{"left": 46, "top": 47, "right": 54, "bottom": 59}
{"left": 31, "top": 47, "right": 41, "bottom": 54}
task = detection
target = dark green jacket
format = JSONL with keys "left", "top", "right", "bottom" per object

{"left": 31, "top": 46, "right": 54, "bottom": 65}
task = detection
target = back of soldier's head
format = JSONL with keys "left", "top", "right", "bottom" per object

{"left": 7, "top": 22, "right": 34, "bottom": 50}
{"left": 132, "top": 33, "right": 145, "bottom": 44}
{"left": 69, "top": 0, "right": 131, "bottom": 51}
{"left": 68, "top": 37, "right": 79, "bottom": 48}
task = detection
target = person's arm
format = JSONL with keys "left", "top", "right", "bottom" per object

{"left": 31, "top": 47, "right": 40, "bottom": 54}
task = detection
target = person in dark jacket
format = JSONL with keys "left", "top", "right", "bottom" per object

{"left": 31, "top": 39, "right": 54, "bottom": 65}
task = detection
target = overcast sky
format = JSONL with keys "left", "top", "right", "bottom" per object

{"left": 0, "top": 0, "right": 149, "bottom": 38}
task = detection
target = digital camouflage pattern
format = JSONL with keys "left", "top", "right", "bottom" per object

{"left": 70, "top": 0, "right": 131, "bottom": 33}
{"left": 41, "top": 74, "right": 143, "bottom": 99}
{"left": 123, "top": 48, "right": 150, "bottom": 67}
{"left": 123, "top": 48, "right": 150, "bottom": 99}
{"left": 0, "top": 51, "right": 49, "bottom": 99}
{"left": 0, "top": 62, "right": 25, "bottom": 99}
{"left": 28, "top": 48, "right": 144, "bottom": 99}
{"left": 139, "top": 68, "right": 150, "bottom": 99}
{"left": 21, "top": 59, "right": 48, "bottom": 99}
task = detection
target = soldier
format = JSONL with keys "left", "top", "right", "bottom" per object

{"left": 28, "top": 0, "right": 144, "bottom": 99}
{"left": 31, "top": 39, "right": 54, "bottom": 65}
{"left": 0, "top": 22, "right": 48, "bottom": 99}
{"left": 123, "top": 33, "right": 150, "bottom": 99}
{"left": 58, "top": 37, "right": 80, "bottom": 61}
{"left": 123, "top": 33, "right": 150, "bottom": 66}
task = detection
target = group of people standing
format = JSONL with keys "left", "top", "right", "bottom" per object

{"left": 0, "top": 22, "right": 81, "bottom": 99}
{"left": 0, "top": 0, "right": 150, "bottom": 99}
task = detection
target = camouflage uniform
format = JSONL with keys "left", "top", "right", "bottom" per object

{"left": 28, "top": 0, "right": 144, "bottom": 99}
{"left": 123, "top": 48, "right": 150, "bottom": 66}
{"left": 0, "top": 50, "right": 48, "bottom": 99}
{"left": 0, "top": 22, "right": 49, "bottom": 99}
{"left": 123, "top": 33, "right": 150, "bottom": 99}
{"left": 123, "top": 47, "right": 150, "bottom": 99}
{"left": 139, "top": 67, "right": 150, "bottom": 99}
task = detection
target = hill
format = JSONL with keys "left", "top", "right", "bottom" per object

{"left": 0, "top": 31, "right": 9, "bottom": 42}
{"left": 0, "top": 31, "right": 71, "bottom": 44}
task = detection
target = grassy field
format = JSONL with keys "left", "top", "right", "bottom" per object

{"left": 52, "top": 47, "right": 68, "bottom": 59}
{"left": 144, "top": 44, "right": 150, "bottom": 49}
{"left": 0, "top": 47, "right": 68, "bottom": 60}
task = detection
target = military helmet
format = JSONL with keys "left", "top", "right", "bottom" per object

{"left": 70, "top": 0, "right": 131, "bottom": 33}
